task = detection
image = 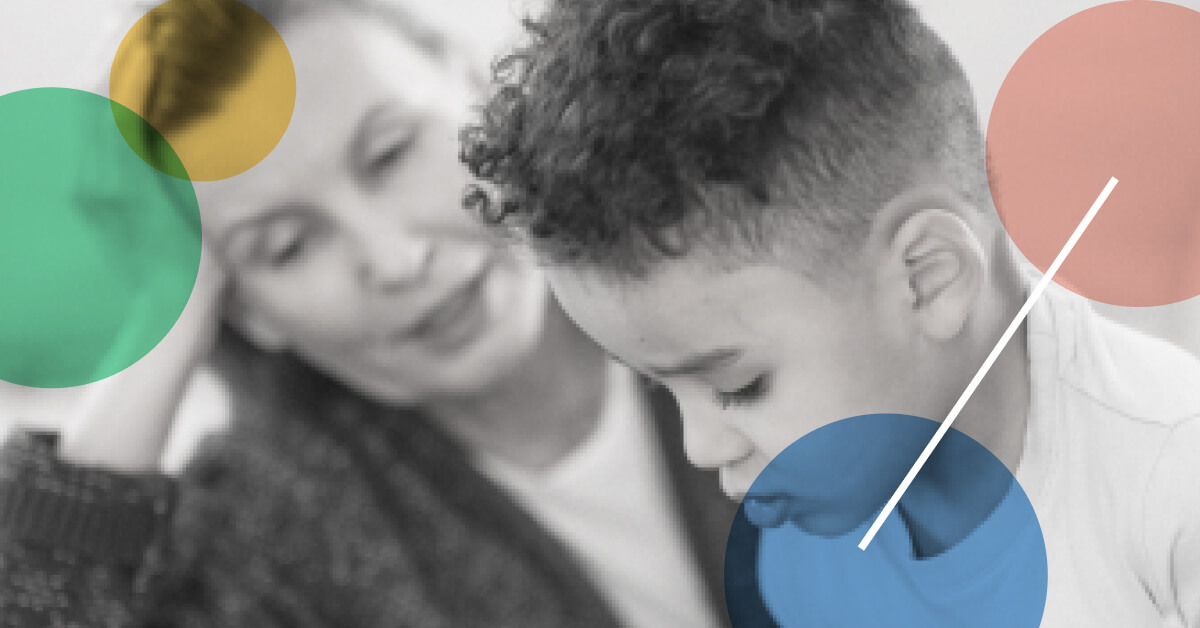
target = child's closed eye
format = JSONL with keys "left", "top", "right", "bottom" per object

{"left": 716, "top": 374, "right": 771, "bottom": 409}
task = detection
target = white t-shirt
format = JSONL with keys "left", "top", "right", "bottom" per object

{"left": 1016, "top": 280, "right": 1200, "bottom": 627}
{"left": 759, "top": 479, "right": 1046, "bottom": 627}
{"left": 754, "top": 279, "right": 1200, "bottom": 627}
{"left": 476, "top": 361, "right": 721, "bottom": 628}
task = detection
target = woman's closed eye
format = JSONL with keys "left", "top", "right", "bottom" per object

{"left": 715, "top": 374, "right": 771, "bottom": 410}
{"left": 364, "top": 119, "right": 420, "bottom": 178}
{"left": 369, "top": 135, "right": 416, "bottom": 173}
{"left": 257, "top": 218, "right": 317, "bottom": 267}
{"left": 265, "top": 233, "right": 307, "bottom": 266}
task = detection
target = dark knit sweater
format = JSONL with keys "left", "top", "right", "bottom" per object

{"left": 0, "top": 340, "right": 771, "bottom": 627}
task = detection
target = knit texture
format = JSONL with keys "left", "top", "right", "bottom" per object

{"left": 1, "top": 332, "right": 756, "bottom": 627}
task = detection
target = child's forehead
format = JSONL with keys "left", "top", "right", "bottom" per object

{"left": 549, "top": 256, "right": 875, "bottom": 386}
{"left": 553, "top": 251, "right": 844, "bottom": 328}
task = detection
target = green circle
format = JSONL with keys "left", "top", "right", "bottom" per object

{"left": 0, "top": 88, "right": 200, "bottom": 388}
{"left": 112, "top": 99, "right": 191, "bottom": 180}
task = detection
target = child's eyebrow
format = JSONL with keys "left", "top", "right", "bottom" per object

{"left": 646, "top": 347, "right": 743, "bottom": 379}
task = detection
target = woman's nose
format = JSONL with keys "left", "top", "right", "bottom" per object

{"left": 356, "top": 227, "right": 433, "bottom": 290}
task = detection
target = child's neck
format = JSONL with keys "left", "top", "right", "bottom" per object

{"left": 960, "top": 239, "right": 1033, "bottom": 473}
{"left": 900, "top": 240, "right": 1033, "bottom": 558}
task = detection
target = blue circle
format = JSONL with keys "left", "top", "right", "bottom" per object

{"left": 724, "top": 414, "right": 1047, "bottom": 627}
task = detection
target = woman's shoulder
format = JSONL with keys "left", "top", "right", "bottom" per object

{"left": 162, "top": 393, "right": 456, "bottom": 624}
{"left": 169, "top": 387, "right": 617, "bottom": 626}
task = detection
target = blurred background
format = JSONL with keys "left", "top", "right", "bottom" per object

{"left": 3, "top": 0, "right": 1199, "bottom": 468}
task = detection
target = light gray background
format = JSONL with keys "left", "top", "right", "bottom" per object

{"left": 3, "top": 0, "right": 1199, "bottom": 438}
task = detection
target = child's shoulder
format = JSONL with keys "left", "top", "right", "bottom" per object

{"left": 1032, "top": 287, "right": 1200, "bottom": 622}
{"left": 1027, "top": 284, "right": 1200, "bottom": 517}
{"left": 1052, "top": 287, "right": 1200, "bottom": 430}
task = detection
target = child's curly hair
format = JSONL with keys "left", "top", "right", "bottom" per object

{"left": 461, "top": 0, "right": 987, "bottom": 277}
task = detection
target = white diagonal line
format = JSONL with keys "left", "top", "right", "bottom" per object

{"left": 858, "top": 176, "right": 1119, "bottom": 550}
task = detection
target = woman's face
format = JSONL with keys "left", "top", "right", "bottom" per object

{"left": 190, "top": 8, "right": 550, "bottom": 405}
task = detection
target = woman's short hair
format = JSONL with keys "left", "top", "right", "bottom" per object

{"left": 122, "top": 0, "right": 448, "bottom": 144}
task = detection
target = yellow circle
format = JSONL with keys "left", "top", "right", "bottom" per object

{"left": 109, "top": 0, "right": 296, "bottom": 181}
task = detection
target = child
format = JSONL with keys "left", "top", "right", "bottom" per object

{"left": 461, "top": 0, "right": 1200, "bottom": 625}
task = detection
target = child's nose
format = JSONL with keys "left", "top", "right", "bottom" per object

{"left": 679, "top": 404, "right": 752, "bottom": 469}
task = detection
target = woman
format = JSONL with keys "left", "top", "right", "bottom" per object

{"left": 0, "top": 1, "right": 747, "bottom": 626}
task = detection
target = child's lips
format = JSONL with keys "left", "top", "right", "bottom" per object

{"left": 743, "top": 494, "right": 801, "bottom": 529}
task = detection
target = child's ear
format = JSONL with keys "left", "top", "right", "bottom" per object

{"left": 876, "top": 191, "right": 987, "bottom": 341}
